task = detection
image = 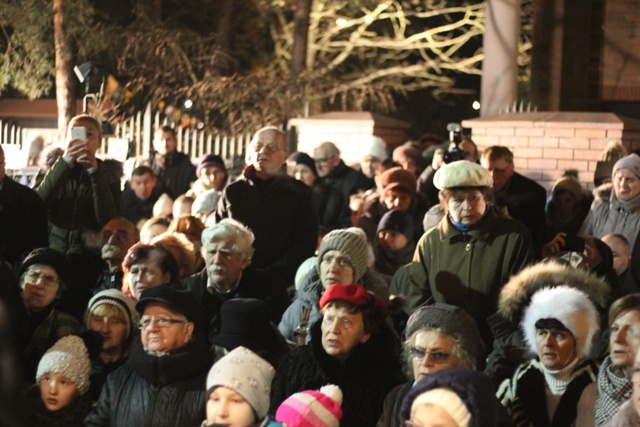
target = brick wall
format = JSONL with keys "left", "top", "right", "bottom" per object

{"left": 462, "top": 112, "right": 640, "bottom": 192}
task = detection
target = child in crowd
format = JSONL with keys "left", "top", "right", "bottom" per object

{"left": 25, "top": 335, "right": 94, "bottom": 427}
{"left": 203, "top": 346, "right": 284, "bottom": 427}
{"left": 276, "top": 385, "right": 343, "bottom": 427}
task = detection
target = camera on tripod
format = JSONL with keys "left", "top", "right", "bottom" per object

{"left": 444, "top": 122, "right": 465, "bottom": 164}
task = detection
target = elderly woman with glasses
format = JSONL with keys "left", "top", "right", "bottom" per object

{"left": 85, "top": 283, "right": 212, "bottom": 427}
{"left": 378, "top": 303, "right": 511, "bottom": 427}
{"left": 18, "top": 248, "right": 81, "bottom": 380}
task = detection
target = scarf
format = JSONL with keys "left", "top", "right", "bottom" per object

{"left": 448, "top": 204, "right": 490, "bottom": 233}
{"left": 595, "top": 356, "right": 632, "bottom": 426}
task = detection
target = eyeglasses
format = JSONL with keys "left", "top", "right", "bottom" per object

{"left": 410, "top": 347, "right": 451, "bottom": 364}
{"left": 25, "top": 271, "right": 59, "bottom": 288}
{"left": 314, "top": 155, "right": 336, "bottom": 165}
{"left": 138, "top": 316, "right": 187, "bottom": 330}
{"left": 251, "top": 142, "right": 282, "bottom": 153}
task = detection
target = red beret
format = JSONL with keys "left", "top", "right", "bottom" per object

{"left": 319, "top": 283, "right": 388, "bottom": 319}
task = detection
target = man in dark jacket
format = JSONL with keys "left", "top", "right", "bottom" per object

{"left": 481, "top": 145, "right": 547, "bottom": 255}
{"left": 214, "top": 127, "right": 317, "bottom": 285}
{"left": 182, "top": 219, "right": 289, "bottom": 336}
{"left": 313, "top": 141, "right": 369, "bottom": 202}
{"left": 120, "top": 165, "right": 163, "bottom": 226}
{"left": 148, "top": 125, "right": 196, "bottom": 199}
{"left": 0, "top": 145, "right": 48, "bottom": 267}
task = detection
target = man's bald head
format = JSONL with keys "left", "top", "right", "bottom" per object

{"left": 246, "top": 127, "right": 288, "bottom": 178}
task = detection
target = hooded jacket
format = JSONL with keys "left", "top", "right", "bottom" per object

{"left": 84, "top": 338, "right": 212, "bottom": 427}
{"left": 580, "top": 182, "right": 640, "bottom": 248}
{"left": 278, "top": 267, "right": 389, "bottom": 344}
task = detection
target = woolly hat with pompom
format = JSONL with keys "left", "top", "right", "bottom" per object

{"left": 276, "top": 384, "right": 343, "bottom": 427}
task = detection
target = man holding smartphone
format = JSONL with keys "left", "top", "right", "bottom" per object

{"left": 35, "top": 115, "right": 121, "bottom": 319}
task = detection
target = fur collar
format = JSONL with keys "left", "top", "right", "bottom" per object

{"left": 498, "top": 262, "right": 610, "bottom": 322}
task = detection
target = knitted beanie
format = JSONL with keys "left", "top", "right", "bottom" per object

{"left": 206, "top": 346, "right": 275, "bottom": 420}
{"left": 377, "top": 209, "right": 414, "bottom": 239}
{"left": 197, "top": 154, "right": 227, "bottom": 177}
{"left": 361, "top": 136, "right": 388, "bottom": 161}
{"left": 288, "top": 152, "right": 318, "bottom": 177}
{"left": 276, "top": 384, "right": 343, "bottom": 427}
{"left": 613, "top": 153, "right": 640, "bottom": 180}
{"left": 521, "top": 285, "right": 600, "bottom": 359}
{"left": 405, "top": 304, "right": 482, "bottom": 368}
{"left": 410, "top": 388, "right": 471, "bottom": 427}
{"left": 317, "top": 227, "right": 369, "bottom": 282}
{"left": 86, "top": 289, "right": 138, "bottom": 340}
{"left": 36, "top": 335, "right": 91, "bottom": 395}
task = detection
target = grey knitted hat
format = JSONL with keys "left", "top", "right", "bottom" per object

{"left": 206, "top": 346, "right": 275, "bottom": 420}
{"left": 86, "top": 289, "right": 139, "bottom": 340}
{"left": 317, "top": 227, "right": 369, "bottom": 281}
{"left": 613, "top": 153, "right": 640, "bottom": 180}
{"left": 405, "top": 303, "right": 482, "bottom": 368}
{"left": 36, "top": 335, "right": 91, "bottom": 395}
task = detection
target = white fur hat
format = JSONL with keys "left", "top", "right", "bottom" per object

{"left": 361, "top": 136, "right": 388, "bottom": 161}
{"left": 521, "top": 285, "right": 599, "bottom": 359}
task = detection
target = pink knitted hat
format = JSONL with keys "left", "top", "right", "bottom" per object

{"left": 275, "top": 385, "right": 343, "bottom": 427}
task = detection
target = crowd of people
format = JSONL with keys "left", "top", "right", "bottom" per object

{"left": 3, "top": 115, "right": 640, "bottom": 426}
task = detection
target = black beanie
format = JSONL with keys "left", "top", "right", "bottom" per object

{"left": 377, "top": 209, "right": 414, "bottom": 239}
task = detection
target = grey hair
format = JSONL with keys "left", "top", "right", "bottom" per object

{"left": 315, "top": 141, "right": 340, "bottom": 156}
{"left": 401, "top": 326, "right": 476, "bottom": 380}
{"left": 201, "top": 219, "right": 255, "bottom": 262}
{"left": 245, "top": 127, "right": 286, "bottom": 165}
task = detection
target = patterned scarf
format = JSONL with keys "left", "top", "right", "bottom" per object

{"left": 595, "top": 356, "right": 632, "bottom": 426}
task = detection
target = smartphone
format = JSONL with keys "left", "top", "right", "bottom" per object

{"left": 563, "top": 236, "right": 585, "bottom": 252}
{"left": 70, "top": 126, "right": 86, "bottom": 142}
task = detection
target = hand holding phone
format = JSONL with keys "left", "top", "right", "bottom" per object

{"left": 70, "top": 126, "right": 87, "bottom": 143}
{"left": 63, "top": 126, "right": 89, "bottom": 166}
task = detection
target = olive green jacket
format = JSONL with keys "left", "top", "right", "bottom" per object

{"left": 36, "top": 158, "right": 120, "bottom": 255}
{"left": 408, "top": 207, "right": 532, "bottom": 336}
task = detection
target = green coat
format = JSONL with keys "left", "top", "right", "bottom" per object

{"left": 408, "top": 208, "right": 532, "bottom": 342}
{"left": 36, "top": 158, "right": 120, "bottom": 255}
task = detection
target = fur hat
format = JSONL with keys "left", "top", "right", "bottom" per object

{"left": 86, "top": 289, "right": 138, "bottom": 340}
{"left": 36, "top": 335, "right": 91, "bottom": 395}
{"left": 594, "top": 142, "right": 627, "bottom": 186}
{"left": 376, "top": 167, "right": 417, "bottom": 195}
{"left": 521, "top": 285, "right": 600, "bottom": 359}
{"left": 206, "top": 346, "right": 274, "bottom": 420}
{"left": 613, "top": 153, "right": 640, "bottom": 180}
{"left": 317, "top": 227, "right": 369, "bottom": 282}
{"left": 398, "top": 368, "right": 497, "bottom": 427}
{"left": 361, "top": 136, "right": 388, "bottom": 161}
{"left": 405, "top": 304, "right": 482, "bottom": 368}
{"left": 276, "top": 384, "right": 343, "bottom": 427}
{"left": 433, "top": 160, "right": 492, "bottom": 190}
{"left": 18, "top": 248, "right": 70, "bottom": 285}
{"left": 377, "top": 209, "right": 414, "bottom": 239}
{"left": 196, "top": 154, "right": 226, "bottom": 177}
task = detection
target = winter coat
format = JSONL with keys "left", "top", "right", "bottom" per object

{"left": 278, "top": 267, "right": 390, "bottom": 344}
{"left": 602, "top": 399, "right": 640, "bottom": 427}
{"left": 493, "top": 172, "right": 548, "bottom": 254}
{"left": 318, "top": 159, "right": 370, "bottom": 202}
{"left": 580, "top": 183, "right": 640, "bottom": 248}
{"left": 120, "top": 182, "right": 163, "bottom": 226}
{"left": 496, "top": 358, "right": 598, "bottom": 427}
{"left": 214, "top": 165, "right": 318, "bottom": 285}
{"left": 312, "top": 181, "right": 351, "bottom": 231}
{"left": 270, "top": 319, "right": 405, "bottom": 427}
{"left": 408, "top": 207, "right": 532, "bottom": 347}
{"left": 84, "top": 339, "right": 212, "bottom": 427}
{"left": 35, "top": 158, "right": 120, "bottom": 255}
{"left": 25, "top": 383, "right": 93, "bottom": 427}
{"left": 148, "top": 150, "right": 196, "bottom": 199}
{"left": 486, "top": 262, "right": 611, "bottom": 385}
